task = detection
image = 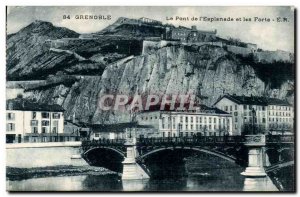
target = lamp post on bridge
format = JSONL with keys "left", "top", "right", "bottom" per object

{"left": 251, "top": 108, "right": 256, "bottom": 135}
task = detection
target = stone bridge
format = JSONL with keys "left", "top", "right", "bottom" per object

{"left": 81, "top": 135, "right": 294, "bottom": 181}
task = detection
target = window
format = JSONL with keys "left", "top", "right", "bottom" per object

{"left": 209, "top": 117, "right": 212, "bottom": 123}
{"left": 191, "top": 117, "right": 193, "bottom": 123}
{"left": 42, "top": 127, "right": 48, "bottom": 133}
{"left": 209, "top": 125, "right": 212, "bottom": 130}
{"left": 42, "top": 120, "right": 50, "bottom": 126}
{"left": 32, "top": 112, "right": 36, "bottom": 119}
{"left": 235, "top": 117, "right": 238, "bottom": 122}
{"left": 185, "top": 117, "right": 188, "bottom": 122}
{"left": 7, "top": 113, "right": 15, "bottom": 120}
{"left": 179, "top": 132, "right": 183, "bottom": 137}
{"left": 262, "top": 106, "right": 265, "bottom": 111}
{"left": 52, "top": 120, "right": 58, "bottom": 133}
{"left": 186, "top": 132, "right": 189, "bottom": 137}
{"left": 235, "top": 105, "right": 237, "bottom": 110}
{"left": 32, "top": 127, "right": 38, "bottom": 133}
{"left": 230, "top": 106, "right": 232, "bottom": 111}
{"left": 200, "top": 117, "right": 202, "bottom": 123}
{"left": 7, "top": 123, "right": 15, "bottom": 131}
{"left": 178, "top": 124, "right": 183, "bottom": 130}
{"left": 214, "top": 118, "right": 216, "bottom": 123}
{"left": 52, "top": 127, "right": 57, "bottom": 133}
{"left": 225, "top": 106, "right": 228, "bottom": 111}
{"left": 244, "top": 105, "right": 247, "bottom": 110}
{"left": 52, "top": 113, "right": 60, "bottom": 119}
{"left": 185, "top": 124, "right": 188, "bottom": 130}
{"left": 191, "top": 125, "right": 194, "bottom": 130}
{"left": 180, "top": 116, "right": 183, "bottom": 122}
{"left": 42, "top": 112, "right": 49, "bottom": 119}
{"left": 31, "top": 120, "right": 38, "bottom": 126}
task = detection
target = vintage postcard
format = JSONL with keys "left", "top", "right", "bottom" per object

{"left": 6, "top": 6, "right": 295, "bottom": 192}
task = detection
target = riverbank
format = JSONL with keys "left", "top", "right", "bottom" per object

{"left": 7, "top": 165, "right": 119, "bottom": 181}
{"left": 267, "top": 165, "right": 295, "bottom": 192}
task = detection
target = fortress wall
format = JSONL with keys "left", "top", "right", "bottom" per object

{"left": 183, "top": 42, "right": 223, "bottom": 47}
{"left": 255, "top": 50, "right": 292, "bottom": 63}
{"left": 142, "top": 41, "right": 161, "bottom": 54}
{"left": 227, "top": 45, "right": 253, "bottom": 56}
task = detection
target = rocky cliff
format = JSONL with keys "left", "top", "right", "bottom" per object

{"left": 6, "top": 21, "right": 295, "bottom": 123}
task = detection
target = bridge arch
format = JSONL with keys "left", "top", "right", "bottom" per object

{"left": 138, "top": 147, "right": 237, "bottom": 163}
{"left": 83, "top": 147, "right": 126, "bottom": 158}
{"left": 82, "top": 147, "right": 125, "bottom": 173}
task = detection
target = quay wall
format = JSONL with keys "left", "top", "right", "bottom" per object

{"left": 6, "top": 142, "right": 87, "bottom": 168}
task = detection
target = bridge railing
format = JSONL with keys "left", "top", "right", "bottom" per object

{"left": 81, "top": 135, "right": 293, "bottom": 148}
{"left": 82, "top": 138, "right": 126, "bottom": 147}
{"left": 266, "top": 135, "right": 294, "bottom": 144}
{"left": 136, "top": 136, "right": 245, "bottom": 146}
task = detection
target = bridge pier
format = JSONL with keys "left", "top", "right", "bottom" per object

{"left": 241, "top": 135, "right": 278, "bottom": 191}
{"left": 241, "top": 135, "right": 267, "bottom": 177}
{"left": 71, "top": 147, "right": 89, "bottom": 166}
{"left": 122, "top": 138, "right": 150, "bottom": 180}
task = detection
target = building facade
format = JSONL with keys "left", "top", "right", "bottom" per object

{"left": 137, "top": 105, "right": 233, "bottom": 137}
{"left": 214, "top": 95, "right": 294, "bottom": 135}
{"left": 6, "top": 99, "right": 65, "bottom": 143}
{"left": 267, "top": 99, "right": 294, "bottom": 134}
{"left": 88, "top": 123, "right": 159, "bottom": 140}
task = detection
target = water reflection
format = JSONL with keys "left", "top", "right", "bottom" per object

{"left": 122, "top": 179, "right": 149, "bottom": 191}
{"left": 243, "top": 177, "right": 279, "bottom": 192}
{"left": 7, "top": 157, "right": 285, "bottom": 192}
{"left": 7, "top": 169, "right": 247, "bottom": 192}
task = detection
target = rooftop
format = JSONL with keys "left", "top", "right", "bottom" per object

{"left": 87, "top": 122, "right": 155, "bottom": 133}
{"left": 214, "top": 95, "right": 292, "bottom": 106}
{"left": 139, "top": 103, "right": 229, "bottom": 115}
{"left": 6, "top": 98, "right": 65, "bottom": 112}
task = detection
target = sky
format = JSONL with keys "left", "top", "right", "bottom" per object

{"left": 6, "top": 6, "right": 294, "bottom": 52}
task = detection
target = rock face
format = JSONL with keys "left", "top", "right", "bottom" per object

{"left": 6, "top": 21, "right": 295, "bottom": 123}
{"left": 6, "top": 20, "right": 80, "bottom": 80}
{"left": 6, "top": 20, "right": 142, "bottom": 80}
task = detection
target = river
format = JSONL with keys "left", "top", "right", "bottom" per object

{"left": 7, "top": 154, "right": 292, "bottom": 192}
{"left": 6, "top": 167, "right": 282, "bottom": 191}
